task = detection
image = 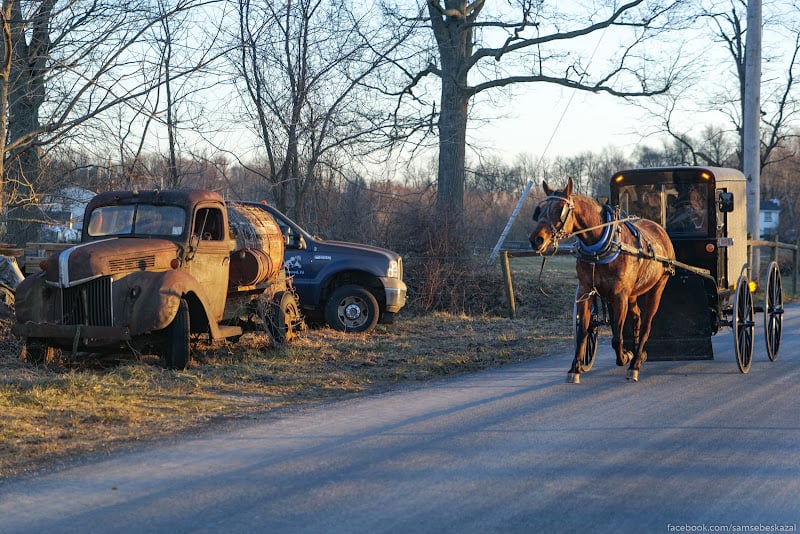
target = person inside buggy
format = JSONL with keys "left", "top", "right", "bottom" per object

{"left": 618, "top": 182, "right": 709, "bottom": 236}
{"left": 666, "top": 184, "right": 708, "bottom": 235}
{"left": 618, "top": 184, "right": 663, "bottom": 224}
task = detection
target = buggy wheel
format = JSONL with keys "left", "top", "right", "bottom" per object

{"left": 764, "top": 261, "right": 783, "bottom": 362}
{"left": 574, "top": 288, "right": 599, "bottom": 372}
{"left": 733, "top": 274, "right": 754, "bottom": 374}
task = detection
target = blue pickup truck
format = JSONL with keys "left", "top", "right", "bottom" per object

{"left": 246, "top": 203, "right": 407, "bottom": 333}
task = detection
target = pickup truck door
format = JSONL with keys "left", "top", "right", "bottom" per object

{"left": 184, "top": 205, "right": 232, "bottom": 320}
{"left": 270, "top": 215, "right": 325, "bottom": 302}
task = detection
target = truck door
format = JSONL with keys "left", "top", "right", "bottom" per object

{"left": 185, "top": 205, "right": 232, "bottom": 320}
{"left": 267, "top": 211, "right": 320, "bottom": 301}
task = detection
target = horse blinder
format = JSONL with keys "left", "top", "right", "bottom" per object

{"left": 557, "top": 201, "right": 571, "bottom": 227}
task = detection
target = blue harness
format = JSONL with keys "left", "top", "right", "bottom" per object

{"left": 574, "top": 205, "right": 640, "bottom": 264}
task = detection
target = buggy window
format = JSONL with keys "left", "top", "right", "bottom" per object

{"left": 618, "top": 184, "right": 664, "bottom": 225}
{"left": 665, "top": 184, "right": 710, "bottom": 236}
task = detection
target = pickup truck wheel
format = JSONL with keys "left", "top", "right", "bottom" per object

{"left": 268, "top": 291, "right": 301, "bottom": 345}
{"left": 164, "top": 298, "right": 190, "bottom": 370}
{"left": 24, "top": 340, "right": 56, "bottom": 365}
{"left": 325, "top": 285, "right": 379, "bottom": 333}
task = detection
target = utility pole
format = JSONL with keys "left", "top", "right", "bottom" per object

{"left": 743, "top": 0, "right": 761, "bottom": 275}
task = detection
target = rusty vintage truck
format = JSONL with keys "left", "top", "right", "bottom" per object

{"left": 13, "top": 189, "right": 301, "bottom": 369}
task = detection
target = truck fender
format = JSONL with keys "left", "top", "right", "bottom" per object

{"left": 125, "top": 270, "right": 219, "bottom": 337}
{"left": 13, "top": 271, "right": 46, "bottom": 324}
{"left": 315, "top": 262, "right": 383, "bottom": 304}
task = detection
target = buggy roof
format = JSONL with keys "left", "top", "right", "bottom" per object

{"left": 611, "top": 166, "right": 746, "bottom": 187}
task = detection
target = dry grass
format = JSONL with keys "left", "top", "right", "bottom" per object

{"left": 0, "top": 256, "right": 577, "bottom": 480}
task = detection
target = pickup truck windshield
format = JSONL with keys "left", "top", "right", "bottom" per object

{"left": 87, "top": 204, "right": 186, "bottom": 237}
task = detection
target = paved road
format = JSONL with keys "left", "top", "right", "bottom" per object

{"left": 2, "top": 306, "right": 799, "bottom": 533}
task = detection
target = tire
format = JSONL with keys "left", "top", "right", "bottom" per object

{"left": 267, "top": 291, "right": 301, "bottom": 345}
{"left": 733, "top": 274, "right": 754, "bottom": 374}
{"left": 764, "top": 261, "right": 783, "bottom": 362}
{"left": 573, "top": 287, "right": 599, "bottom": 372}
{"left": 0, "top": 284, "right": 14, "bottom": 307}
{"left": 324, "top": 285, "right": 379, "bottom": 333}
{"left": 24, "top": 340, "right": 56, "bottom": 365}
{"left": 164, "top": 298, "right": 190, "bottom": 370}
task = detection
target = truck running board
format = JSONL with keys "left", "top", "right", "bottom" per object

{"left": 216, "top": 325, "right": 243, "bottom": 339}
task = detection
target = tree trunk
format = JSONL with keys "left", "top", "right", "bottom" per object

{"left": 430, "top": 4, "right": 474, "bottom": 254}
{"left": 0, "top": 0, "right": 12, "bottom": 237}
{"left": 3, "top": 0, "right": 55, "bottom": 245}
{"left": 436, "top": 82, "right": 468, "bottom": 229}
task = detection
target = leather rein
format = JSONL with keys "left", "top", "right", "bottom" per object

{"left": 534, "top": 195, "right": 676, "bottom": 270}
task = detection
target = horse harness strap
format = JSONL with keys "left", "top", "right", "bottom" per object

{"left": 573, "top": 205, "right": 624, "bottom": 264}
{"left": 573, "top": 206, "right": 676, "bottom": 275}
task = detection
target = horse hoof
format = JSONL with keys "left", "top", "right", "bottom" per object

{"left": 627, "top": 369, "right": 639, "bottom": 382}
{"left": 616, "top": 350, "right": 634, "bottom": 367}
{"left": 566, "top": 373, "right": 581, "bottom": 384}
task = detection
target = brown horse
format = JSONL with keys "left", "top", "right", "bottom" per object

{"left": 529, "top": 178, "right": 675, "bottom": 383}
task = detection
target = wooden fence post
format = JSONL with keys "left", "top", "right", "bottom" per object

{"left": 501, "top": 251, "right": 516, "bottom": 319}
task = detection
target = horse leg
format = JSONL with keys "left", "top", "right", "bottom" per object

{"left": 610, "top": 297, "right": 632, "bottom": 368}
{"left": 568, "top": 297, "right": 590, "bottom": 384}
{"left": 628, "top": 298, "right": 641, "bottom": 358}
{"left": 628, "top": 275, "right": 669, "bottom": 382}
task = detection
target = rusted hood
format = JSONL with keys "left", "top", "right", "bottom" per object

{"left": 43, "top": 238, "right": 180, "bottom": 287}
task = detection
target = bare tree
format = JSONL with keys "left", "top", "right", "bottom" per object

{"left": 643, "top": 0, "right": 800, "bottom": 170}
{"left": 386, "top": 0, "right": 687, "bottom": 244}
{"left": 231, "top": 0, "right": 412, "bottom": 221}
{"left": 0, "top": 0, "right": 223, "bottom": 244}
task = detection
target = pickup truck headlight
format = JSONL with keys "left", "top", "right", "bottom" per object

{"left": 387, "top": 259, "right": 400, "bottom": 279}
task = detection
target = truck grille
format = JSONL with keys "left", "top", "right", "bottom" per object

{"left": 108, "top": 255, "right": 156, "bottom": 273}
{"left": 60, "top": 276, "right": 114, "bottom": 326}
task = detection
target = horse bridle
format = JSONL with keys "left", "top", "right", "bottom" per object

{"left": 533, "top": 194, "right": 575, "bottom": 241}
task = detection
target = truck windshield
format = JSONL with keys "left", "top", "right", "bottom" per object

{"left": 87, "top": 204, "right": 186, "bottom": 237}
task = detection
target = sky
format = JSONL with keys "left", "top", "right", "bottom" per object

{"left": 472, "top": 85, "right": 654, "bottom": 162}
{"left": 171, "top": 0, "right": 792, "bottom": 180}
{"left": 467, "top": 1, "right": 800, "bottom": 167}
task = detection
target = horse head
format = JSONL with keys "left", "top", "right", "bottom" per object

{"left": 529, "top": 177, "right": 575, "bottom": 254}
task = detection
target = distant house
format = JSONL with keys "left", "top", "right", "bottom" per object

{"left": 39, "top": 186, "right": 96, "bottom": 242}
{"left": 759, "top": 199, "right": 780, "bottom": 239}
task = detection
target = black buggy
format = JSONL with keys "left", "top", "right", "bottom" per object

{"left": 576, "top": 166, "right": 784, "bottom": 374}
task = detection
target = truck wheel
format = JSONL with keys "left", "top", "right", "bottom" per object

{"left": 24, "top": 340, "right": 56, "bottom": 365}
{"left": 268, "top": 291, "right": 301, "bottom": 345}
{"left": 325, "top": 285, "right": 379, "bottom": 333}
{"left": 164, "top": 298, "right": 190, "bottom": 370}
